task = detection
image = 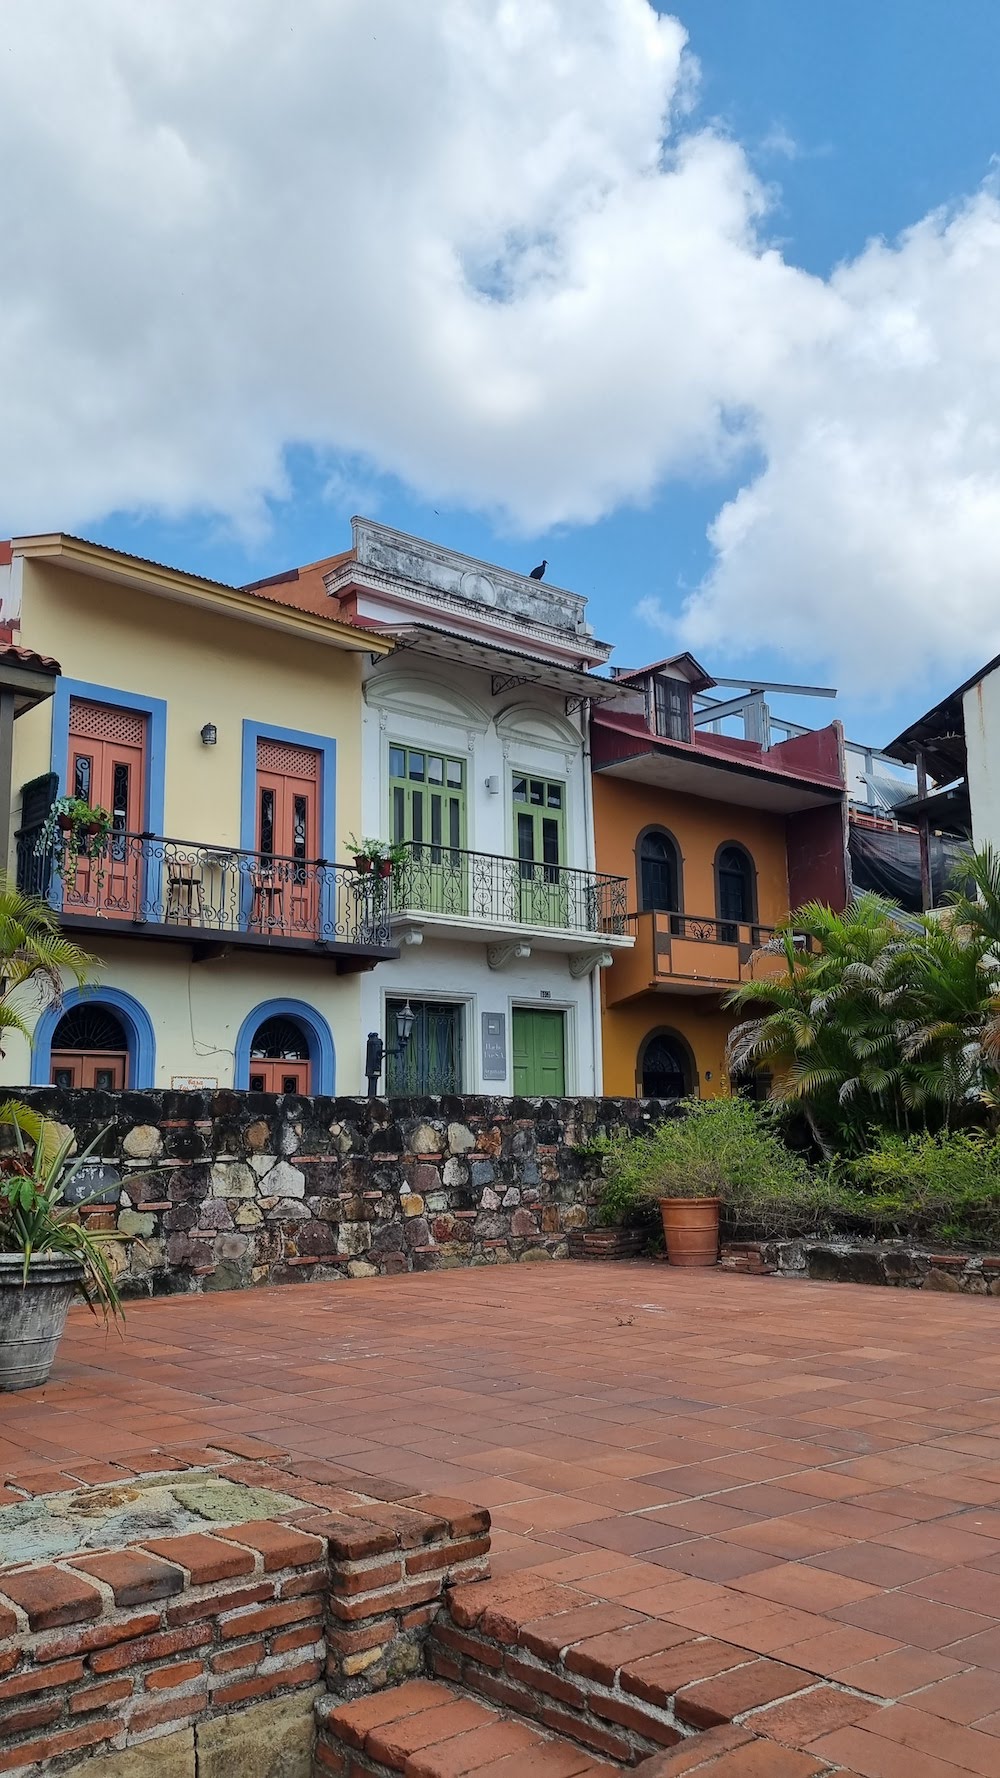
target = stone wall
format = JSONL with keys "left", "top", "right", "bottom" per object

{"left": 13, "top": 1090, "right": 675, "bottom": 1298}
{"left": 721, "top": 1238, "right": 1000, "bottom": 1293}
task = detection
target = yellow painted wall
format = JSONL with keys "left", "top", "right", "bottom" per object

{"left": 594, "top": 774, "right": 791, "bottom": 1099}
{"left": 5, "top": 560, "right": 368, "bottom": 1091}
{"left": 12, "top": 561, "right": 363, "bottom": 851}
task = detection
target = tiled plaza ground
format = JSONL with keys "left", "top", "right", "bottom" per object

{"left": 6, "top": 1262, "right": 1000, "bottom": 1773}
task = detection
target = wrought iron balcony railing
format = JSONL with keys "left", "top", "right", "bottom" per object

{"left": 624, "top": 911, "right": 779, "bottom": 949}
{"left": 391, "top": 841, "right": 629, "bottom": 936}
{"left": 16, "top": 830, "right": 393, "bottom": 951}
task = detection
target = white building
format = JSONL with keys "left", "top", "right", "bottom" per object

{"left": 327, "top": 520, "right": 633, "bottom": 1096}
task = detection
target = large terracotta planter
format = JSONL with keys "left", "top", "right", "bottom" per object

{"left": 659, "top": 1196, "right": 720, "bottom": 1267}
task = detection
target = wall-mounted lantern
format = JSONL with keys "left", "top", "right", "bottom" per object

{"left": 200, "top": 723, "right": 218, "bottom": 746}
{"left": 364, "top": 1001, "right": 416, "bottom": 1098}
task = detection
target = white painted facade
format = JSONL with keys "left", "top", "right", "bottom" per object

{"left": 963, "top": 669, "right": 1000, "bottom": 850}
{"left": 345, "top": 521, "right": 632, "bottom": 1096}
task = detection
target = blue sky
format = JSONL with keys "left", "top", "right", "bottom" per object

{"left": 37, "top": 4, "right": 1000, "bottom": 748}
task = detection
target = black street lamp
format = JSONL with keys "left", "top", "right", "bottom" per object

{"left": 365, "top": 1001, "right": 416, "bottom": 1098}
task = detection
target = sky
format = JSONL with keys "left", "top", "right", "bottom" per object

{"left": 3, "top": 1, "right": 1000, "bottom": 747}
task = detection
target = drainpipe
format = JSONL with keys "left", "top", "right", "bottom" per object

{"left": 581, "top": 697, "right": 602, "bottom": 1096}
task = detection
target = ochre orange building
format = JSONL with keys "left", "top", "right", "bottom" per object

{"left": 592, "top": 656, "right": 849, "bottom": 1099}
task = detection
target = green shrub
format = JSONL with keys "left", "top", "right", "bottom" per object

{"left": 598, "top": 1097, "right": 816, "bottom": 1229}
{"left": 841, "top": 1130, "right": 1000, "bottom": 1248}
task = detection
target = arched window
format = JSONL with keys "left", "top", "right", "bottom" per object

{"left": 637, "top": 1030, "right": 693, "bottom": 1101}
{"left": 32, "top": 987, "right": 157, "bottom": 1089}
{"left": 51, "top": 1005, "right": 129, "bottom": 1090}
{"left": 248, "top": 1016, "right": 310, "bottom": 1095}
{"left": 715, "top": 843, "right": 756, "bottom": 937}
{"left": 234, "top": 998, "right": 336, "bottom": 1095}
{"left": 637, "top": 828, "right": 682, "bottom": 914}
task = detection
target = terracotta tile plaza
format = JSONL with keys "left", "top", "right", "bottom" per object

{"left": 6, "top": 1263, "right": 1000, "bottom": 1774}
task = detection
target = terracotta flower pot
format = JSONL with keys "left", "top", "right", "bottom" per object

{"left": 377, "top": 859, "right": 392, "bottom": 878}
{"left": 355, "top": 855, "right": 372, "bottom": 874}
{"left": 57, "top": 813, "right": 74, "bottom": 832}
{"left": 659, "top": 1196, "right": 720, "bottom": 1268}
{"left": 82, "top": 821, "right": 100, "bottom": 836}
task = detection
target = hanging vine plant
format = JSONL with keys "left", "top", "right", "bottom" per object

{"left": 34, "top": 798, "right": 114, "bottom": 893}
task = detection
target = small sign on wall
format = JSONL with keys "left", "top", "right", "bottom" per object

{"left": 171, "top": 1076, "right": 219, "bottom": 1090}
{"left": 481, "top": 1012, "right": 507, "bottom": 1081}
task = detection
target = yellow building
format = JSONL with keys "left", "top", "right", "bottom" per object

{"left": 592, "top": 657, "right": 849, "bottom": 1099}
{"left": 0, "top": 535, "right": 394, "bottom": 1093}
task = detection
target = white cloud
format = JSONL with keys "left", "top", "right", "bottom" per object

{"left": 0, "top": 1, "right": 997, "bottom": 692}
{"left": 0, "top": 0, "right": 822, "bottom": 532}
{"left": 674, "top": 188, "right": 1000, "bottom": 689}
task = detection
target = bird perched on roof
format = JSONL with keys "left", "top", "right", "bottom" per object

{"left": 529, "top": 559, "right": 547, "bottom": 580}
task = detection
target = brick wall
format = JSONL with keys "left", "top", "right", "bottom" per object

{"left": 0, "top": 1452, "right": 489, "bottom": 1774}
{"left": 12, "top": 1089, "right": 675, "bottom": 1297}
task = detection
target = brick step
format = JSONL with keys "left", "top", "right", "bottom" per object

{"left": 430, "top": 1574, "right": 874, "bottom": 1771}
{"left": 313, "top": 1676, "right": 621, "bottom": 1775}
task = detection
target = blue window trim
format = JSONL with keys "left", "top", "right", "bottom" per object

{"left": 240, "top": 722, "right": 337, "bottom": 859}
{"left": 234, "top": 998, "right": 336, "bottom": 1095}
{"left": 31, "top": 986, "right": 157, "bottom": 1088}
{"left": 49, "top": 678, "right": 168, "bottom": 917}
{"left": 50, "top": 678, "right": 167, "bottom": 836}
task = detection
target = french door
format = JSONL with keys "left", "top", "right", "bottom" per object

{"left": 386, "top": 999, "right": 463, "bottom": 1095}
{"left": 389, "top": 746, "right": 467, "bottom": 913}
{"left": 254, "top": 738, "right": 320, "bottom": 936}
{"left": 65, "top": 700, "right": 147, "bottom": 917}
{"left": 512, "top": 774, "right": 567, "bottom": 927}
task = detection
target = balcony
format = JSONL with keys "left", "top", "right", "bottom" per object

{"left": 17, "top": 831, "right": 398, "bottom": 971}
{"left": 389, "top": 842, "right": 632, "bottom": 972}
{"left": 604, "top": 909, "right": 787, "bottom": 1005}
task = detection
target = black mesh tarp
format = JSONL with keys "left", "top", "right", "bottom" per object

{"left": 849, "top": 824, "right": 973, "bottom": 913}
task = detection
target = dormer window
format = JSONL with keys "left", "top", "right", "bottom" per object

{"left": 651, "top": 674, "right": 692, "bottom": 743}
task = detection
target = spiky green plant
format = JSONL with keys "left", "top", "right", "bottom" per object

{"left": 0, "top": 877, "right": 97, "bottom": 1057}
{"left": 0, "top": 1117, "right": 126, "bottom": 1323}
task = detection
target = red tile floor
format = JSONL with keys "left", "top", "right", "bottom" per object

{"left": 7, "top": 1262, "right": 1000, "bottom": 1774}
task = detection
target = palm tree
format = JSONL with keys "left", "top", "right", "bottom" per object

{"left": 725, "top": 891, "right": 999, "bottom": 1155}
{"left": 0, "top": 878, "right": 97, "bottom": 1059}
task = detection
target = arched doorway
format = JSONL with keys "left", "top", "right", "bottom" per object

{"left": 638, "top": 1030, "right": 693, "bottom": 1101}
{"left": 247, "top": 1015, "right": 311, "bottom": 1094}
{"left": 51, "top": 1004, "right": 129, "bottom": 1090}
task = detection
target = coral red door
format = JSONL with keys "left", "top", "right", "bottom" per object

{"left": 66, "top": 700, "right": 146, "bottom": 918}
{"left": 254, "top": 739, "right": 320, "bottom": 937}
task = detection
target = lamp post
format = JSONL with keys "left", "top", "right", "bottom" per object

{"left": 365, "top": 1001, "right": 416, "bottom": 1099}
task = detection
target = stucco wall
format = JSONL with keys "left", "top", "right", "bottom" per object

{"left": 12, "top": 560, "right": 364, "bottom": 854}
{"left": 600, "top": 996, "right": 735, "bottom": 1099}
{"left": 358, "top": 656, "right": 604, "bottom": 1094}
{"left": 591, "top": 774, "right": 791, "bottom": 922}
{"left": 6, "top": 559, "right": 369, "bottom": 1092}
{"left": 965, "top": 672, "right": 1000, "bottom": 854}
{"left": 592, "top": 774, "right": 791, "bottom": 1099}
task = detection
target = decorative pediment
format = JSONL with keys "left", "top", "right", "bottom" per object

{"left": 365, "top": 668, "right": 490, "bottom": 734}
{"left": 495, "top": 702, "right": 581, "bottom": 751}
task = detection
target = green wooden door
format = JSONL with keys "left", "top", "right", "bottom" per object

{"left": 512, "top": 1008, "right": 566, "bottom": 1096}
{"left": 512, "top": 774, "right": 567, "bottom": 928}
{"left": 390, "top": 745, "right": 467, "bottom": 913}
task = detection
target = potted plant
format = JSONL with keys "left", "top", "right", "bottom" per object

{"left": 347, "top": 836, "right": 405, "bottom": 877}
{"left": 35, "top": 797, "right": 114, "bottom": 892}
{"left": 0, "top": 1114, "right": 127, "bottom": 1392}
{"left": 598, "top": 1102, "right": 726, "bottom": 1267}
